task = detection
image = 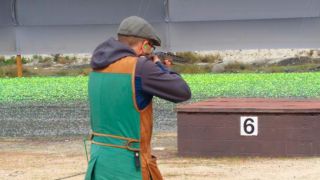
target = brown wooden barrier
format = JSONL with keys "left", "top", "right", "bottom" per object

{"left": 177, "top": 98, "right": 320, "bottom": 157}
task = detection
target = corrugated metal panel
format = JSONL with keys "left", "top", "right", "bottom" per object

{"left": 168, "top": 0, "right": 320, "bottom": 22}
{"left": 16, "top": 0, "right": 165, "bottom": 26}
{"left": 15, "top": 23, "right": 168, "bottom": 54}
{"left": 168, "top": 18, "right": 320, "bottom": 51}
{"left": 0, "top": 27, "right": 16, "bottom": 54}
{"left": 0, "top": 0, "right": 14, "bottom": 26}
{"left": 1, "top": 0, "right": 320, "bottom": 54}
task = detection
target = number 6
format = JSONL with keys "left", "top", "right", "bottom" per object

{"left": 240, "top": 116, "right": 258, "bottom": 136}
{"left": 244, "top": 118, "right": 255, "bottom": 134}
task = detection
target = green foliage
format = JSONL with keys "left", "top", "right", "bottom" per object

{"left": 39, "top": 56, "right": 53, "bottom": 63}
{"left": 223, "top": 62, "right": 253, "bottom": 73}
{"left": 172, "top": 64, "right": 212, "bottom": 74}
{"left": 0, "top": 65, "right": 17, "bottom": 77}
{"left": 175, "top": 52, "right": 199, "bottom": 63}
{"left": 0, "top": 66, "right": 92, "bottom": 78}
{"left": 200, "top": 54, "right": 222, "bottom": 63}
{"left": 0, "top": 76, "right": 88, "bottom": 103}
{"left": 51, "top": 54, "right": 77, "bottom": 64}
{"left": 0, "top": 56, "right": 28, "bottom": 66}
{"left": 52, "top": 54, "right": 61, "bottom": 62}
{"left": 0, "top": 56, "right": 5, "bottom": 62}
{"left": 223, "top": 62, "right": 320, "bottom": 73}
{"left": 1, "top": 72, "right": 320, "bottom": 103}
{"left": 183, "top": 72, "right": 320, "bottom": 100}
{"left": 175, "top": 52, "right": 221, "bottom": 64}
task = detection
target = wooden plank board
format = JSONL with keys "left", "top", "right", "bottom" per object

{"left": 177, "top": 98, "right": 320, "bottom": 113}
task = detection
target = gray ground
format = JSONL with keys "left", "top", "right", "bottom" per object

{"left": 2, "top": 98, "right": 320, "bottom": 179}
{"left": 1, "top": 134, "right": 320, "bottom": 180}
{"left": 0, "top": 99, "right": 180, "bottom": 137}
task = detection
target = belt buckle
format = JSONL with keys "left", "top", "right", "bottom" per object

{"left": 126, "top": 140, "right": 140, "bottom": 152}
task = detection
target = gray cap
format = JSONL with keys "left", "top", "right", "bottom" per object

{"left": 117, "top": 16, "right": 161, "bottom": 46}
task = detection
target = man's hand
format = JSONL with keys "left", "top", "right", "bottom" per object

{"left": 148, "top": 54, "right": 172, "bottom": 68}
{"left": 163, "top": 59, "right": 173, "bottom": 68}
{"left": 150, "top": 55, "right": 161, "bottom": 63}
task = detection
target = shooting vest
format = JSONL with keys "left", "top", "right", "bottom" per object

{"left": 85, "top": 56, "right": 163, "bottom": 180}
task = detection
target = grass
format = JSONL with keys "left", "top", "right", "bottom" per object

{"left": 223, "top": 62, "right": 320, "bottom": 73}
{"left": 184, "top": 72, "right": 320, "bottom": 100}
{"left": 1, "top": 72, "right": 320, "bottom": 103}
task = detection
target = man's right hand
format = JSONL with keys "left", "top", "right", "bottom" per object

{"left": 163, "top": 59, "right": 173, "bottom": 68}
{"left": 147, "top": 54, "right": 172, "bottom": 68}
{"left": 149, "top": 55, "right": 161, "bottom": 63}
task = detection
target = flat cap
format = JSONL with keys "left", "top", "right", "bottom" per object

{"left": 117, "top": 16, "right": 161, "bottom": 46}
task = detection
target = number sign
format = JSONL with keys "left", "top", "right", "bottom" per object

{"left": 240, "top": 116, "right": 258, "bottom": 136}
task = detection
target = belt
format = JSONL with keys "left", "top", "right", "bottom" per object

{"left": 84, "top": 131, "right": 141, "bottom": 169}
{"left": 88, "top": 131, "right": 140, "bottom": 152}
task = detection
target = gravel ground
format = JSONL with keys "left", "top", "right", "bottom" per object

{"left": 0, "top": 99, "right": 181, "bottom": 137}
{"left": 1, "top": 133, "right": 320, "bottom": 180}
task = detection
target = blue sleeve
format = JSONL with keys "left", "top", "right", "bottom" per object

{"left": 135, "top": 57, "right": 191, "bottom": 103}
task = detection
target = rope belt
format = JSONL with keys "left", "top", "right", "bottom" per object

{"left": 83, "top": 131, "right": 141, "bottom": 169}
{"left": 88, "top": 131, "right": 140, "bottom": 152}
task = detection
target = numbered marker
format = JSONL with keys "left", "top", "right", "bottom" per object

{"left": 240, "top": 116, "right": 258, "bottom": 136}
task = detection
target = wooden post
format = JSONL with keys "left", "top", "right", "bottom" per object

{"left": 16, "top": 54, "right": 23, "bottom": 77}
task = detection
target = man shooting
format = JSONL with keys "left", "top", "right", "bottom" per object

{"left": 85, "top": 16, "right": 191, "bottom": 180}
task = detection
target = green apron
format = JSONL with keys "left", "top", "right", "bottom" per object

{"left": 85, "top": 71, "right": 142, "bottom": 180}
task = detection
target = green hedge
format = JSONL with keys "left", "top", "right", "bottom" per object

{"left": 1, "top": 72, "right": 320, "bottom": 103}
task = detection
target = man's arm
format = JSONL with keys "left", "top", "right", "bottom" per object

{"left": 136, "top": 57, "right": 191, "bottom": 103}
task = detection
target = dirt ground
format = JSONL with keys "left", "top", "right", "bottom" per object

{"left": 1, "top": 133, "right": 320, "bottom": 180}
